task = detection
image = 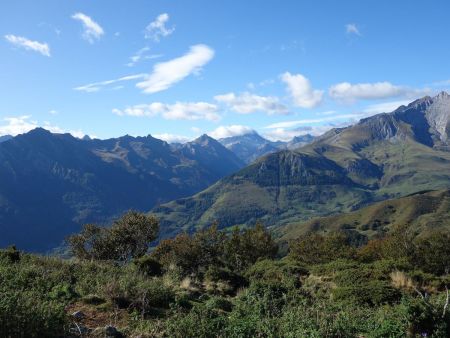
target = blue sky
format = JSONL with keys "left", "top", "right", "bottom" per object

{"left": 1, "top": 0, "right": 450, "bottom": 142}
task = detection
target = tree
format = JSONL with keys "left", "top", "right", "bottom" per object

{"left": 67, "top": 211, "right": 159, "bottom": 261}
{"left": 223, "top": 223, "right": 278, "bottom": 271}
{"left": 108, "top": 211, "right": 159, "bottom": 261}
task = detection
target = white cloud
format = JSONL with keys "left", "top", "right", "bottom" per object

{"left": 263, "top": 125, "right": 336, "bottom": 141}
{"left": 71, "top": 12, "right": 104, "bottom": 43}
{"left": 113, "top": 101, "right": 220, "bottom": 121}
{"left": 74, "top": 73, "right": 147, "bottom": 92}
{"left": 49, "top": 110, "right": 59, "bottom": 115}
{"left": 363, "top": 100, "right": 410, "bottom": 114}
{"left": 329, "top": 82, "right": 407, "bottom": 101}
{"left": 264, "top": 114, "right": 363, "bottom": 129}
{"left": 0, "top": 116, "right": 39, "bottom": 136}
{"left": 126, "top": 47, "right": 162, "bottom": 67}
{"left": 329, "top": 81, "right": 432, "bottom": 103}
{"left": 346, "top": 23, "right": 361, "bottom": 36}
{"left": 263, "top": 128, "right": 308, "bottom": 141}
{"left": 4, "top": 35, "right": 50, "bottom": 56}
{"left": 281, "top": 72, "right": 323, "bottom": 108}
{"left": 136, "top": 44, "right": 214, "bottom": 94}
{"left": 145, "top": 13, "right": 175, "bottom": 41}
{"left": 214, "top": 92, "right": 289, "bottom": 115}
{"left": 209, "top": 125, "right": 255, "bottom": 139}
{"left": 0, "top": 115, "right": 89, "bottom": 138}
{"left": 153, "top": 133, "right": 191, "bottom": 143}
{"left": 76, "top": 45, "right": 213, "bottom": 94}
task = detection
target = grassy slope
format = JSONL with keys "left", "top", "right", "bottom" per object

{"left": 278, "top": 189, "right": 450, "bottom": 242}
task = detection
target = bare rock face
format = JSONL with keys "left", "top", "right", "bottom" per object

{"left": 425, "top": 91, "right": 450, "bottom": 145}
{"left": 392, "top": 91, "right": 450, "bottom": 149}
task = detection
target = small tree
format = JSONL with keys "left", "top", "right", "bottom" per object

{"left": 67, "top": 211, "right": 159, "bottom": 261}
{"left": 109, "top": 211, "right": 159, "bottom": 261}
{"left": 223, "top": 223, "right": 278, "bottom": 271}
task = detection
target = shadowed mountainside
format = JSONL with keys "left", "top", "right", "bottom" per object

{"left": 0, "top": 130, "right": 244, "bottom": 251}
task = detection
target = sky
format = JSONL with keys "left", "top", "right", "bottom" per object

{"left": 1, "top": 0, "right": 450, "bottom": 142}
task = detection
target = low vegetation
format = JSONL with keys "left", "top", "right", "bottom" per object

{"left": 0, "top": 211, "right": 449, "bottom": 337}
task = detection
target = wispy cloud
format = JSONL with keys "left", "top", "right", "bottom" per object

{"left": 281, "top": 72, "right": 323, "bottom": 108}
{"left": 209, "top": 125, "right": 255, "bottom": 139}
{"left": 214, "top": 92, "right": 289, "bottom": 115}
{"left": 4, "top": 35, "right": 50, "bottom": 56}
{"left": 113, "top": 101, "right": 220, "bottom": 121}
{"left": 126, "top": 47, "right": 162, "bottom": 67}
{"left": 136, "top": 44, "right": 214, "bottom": 94}
{"left": 346, "top": 23, "right": 361, "bottom": 36}
{"left": 71, "top": 12, "right": 104, "bottom": 43}
{"left": 363, "top": 100, "right": 410, "bottom": 114}
{"left": 145, "top": 13, "right": 175, "bottom": 41}
{"left": 76, "top": 45, "right": 213, "bottom": 94}
{"left": 263, "top": 124, "right": 345, "bottom": 141}
{"left": 74, "top": 74, "right": 147, "bottom": 92}
{"left": 264, "top": 114, "right": 363, "bottom": 129}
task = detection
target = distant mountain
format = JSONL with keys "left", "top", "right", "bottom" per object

{"left": 153, "top": 92, "right": 450, "bottom": 239}
{"left": 218, "top": 131, "right": 314, "bottom": 164}
{"left": 0, "top": 129, "right": 244, "bottom": 252}
{"left": 218, "top": 131, "right": 279, "bottom": 164}
{"left": 278, "top": 189, "right": 450, "bottom": 242}
{"left": 0, "top": 135, "right": 12, "bottom": 143}
{"left": 286, "top": 134, "right": 315, "bottom": 149}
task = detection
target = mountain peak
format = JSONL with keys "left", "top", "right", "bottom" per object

{"left": 194, "top": 134, "right": 216, "bottom": 144}
{"left": 434, "top": 91, "right": 450, "bottom": 100}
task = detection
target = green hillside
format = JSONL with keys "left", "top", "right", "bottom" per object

{"left": 279, "top": 189, "right": 450, "bottom": 242}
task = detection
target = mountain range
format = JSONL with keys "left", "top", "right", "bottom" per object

{"left": 0, "top": 129, "right": 244, "bottom": 251}
{"left": 0, "top": 135, "right": 12, "bottom": 143}
{"left": 152, "top": 92, "right": 450, "bottom": 239}
{"left": 218, "top": 132, "right": 314, "bottom": 164}
{"left": 2, "top": 92, "right": 450, "bottom": 252}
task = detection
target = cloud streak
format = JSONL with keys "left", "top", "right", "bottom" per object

{"left": 75, "top": 45, "right": 214, "bottom": 94}
{"left": 74, "top": 74, "right": 147, "bottom": 92}
{"left": 264, "top": 114, "right": 364, "bottom": 129}
{"left": 4, "top": 35, "right": 50, "bottom": 56}
{"left": 126, "top": 47, "right": 162, "bottom": 67}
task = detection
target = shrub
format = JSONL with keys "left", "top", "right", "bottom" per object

{"left": 289, "top": 232, "right": 356, "bottom": 265}
{"left": 245, "top": 259, "right": 308, "bottom": 289}
{"left": 134, "top": 255, "right": 163, "bottom": 277}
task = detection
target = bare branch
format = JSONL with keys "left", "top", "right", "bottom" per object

{"left": 443, "top": 285, "right": 449, "bottom": 319}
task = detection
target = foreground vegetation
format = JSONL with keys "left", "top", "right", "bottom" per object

{"left": 0, "top": 211, "right": 449, "bottom": 337}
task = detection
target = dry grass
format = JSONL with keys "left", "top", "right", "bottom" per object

{"left": 390, "top": 270, "right": 415, "bottom": 290}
